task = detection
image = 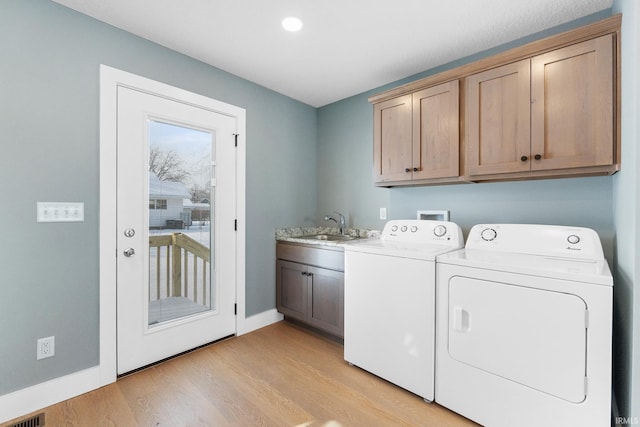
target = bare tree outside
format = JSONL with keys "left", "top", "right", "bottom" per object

{"left": 149, "top": 146, "right": 191, "bottom": 182}
{"left": 189, "top": 183, "right": 211, "bottom": 203}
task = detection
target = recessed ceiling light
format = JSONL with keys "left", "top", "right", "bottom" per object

{"left": 282, "top": 16, "right": 303, "bottom": 32}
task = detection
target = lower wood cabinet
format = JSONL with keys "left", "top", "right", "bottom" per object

{"left": 276, "top": 242, "right": 344, "bottom": 338}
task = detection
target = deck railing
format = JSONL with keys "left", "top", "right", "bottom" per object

{"left": 149, "top": 233, "right": 210, "bottom": 305}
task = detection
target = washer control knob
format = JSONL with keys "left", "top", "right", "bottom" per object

{"left": 401, "top": 225, "right": 408, "bottom": 232}
{"left": 433, "top": 225, "right": 447, "bottom": 237}
{"left": 481, "top": 228, "right": 497, "bottom": 241}
{"left": 567, "top": 234, "right": 580, "bottom": 245}
{"left": 410, "top": 225, "right": 418, "bottom": 233}
{"left": 391, "top": 225, "right": 398, "bottom": 232}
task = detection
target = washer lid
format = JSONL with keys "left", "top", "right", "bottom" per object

{"left": 345, "top": 239, "right": 460, "bottom": 261}
{"left": 437, "top": 248, "right": 613, "bottom": 286}
{"left": 344, "top": 219, "right": 464, "bottom": 260}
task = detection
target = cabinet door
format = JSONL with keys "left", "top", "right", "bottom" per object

{"left": 307, "top": 266, "right": 344, "bottom": 338}
{"left": 276, "top": 260, "right": 308, "bottom": 322}
{"left": 373, "top": 94, "right": 413, "bottom": 183}
{"left": 466, "top": 59, "right": 531, "bottom": 175}
{"left": 531, "top": 34, "right": 614, "bottom": 171}
{"left": 412, "top": 80, "right": 460, "bottom": 179}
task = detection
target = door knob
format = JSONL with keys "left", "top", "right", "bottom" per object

{"left": 123, "top": 248, "right": 135, "bottom": 257}
{"left": 124, "top": 228, "right": 136, "bottom": 237}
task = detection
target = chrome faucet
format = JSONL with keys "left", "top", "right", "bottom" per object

{"left": 324, "top": 211, "right": 346, "bottom": 235}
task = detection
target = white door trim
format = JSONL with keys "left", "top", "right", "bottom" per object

{"left": 100, "top": 65, "right": 247, "bottom": 382}
{"left": 0, "top": 65, "right": 264, "bottom": 424}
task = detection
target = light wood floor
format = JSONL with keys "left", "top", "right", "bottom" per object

{"left": 4, "top": 321, "right": 477, "bottom": 426}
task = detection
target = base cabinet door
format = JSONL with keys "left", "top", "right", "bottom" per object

{"left": 308, "top": 266, "right": 344, "bottom": 338}
{"left": 276, "top": 243, "right": 345, "bottom": 338}
{"left": 276, "top": 260, "right": 308, "bottom": 322}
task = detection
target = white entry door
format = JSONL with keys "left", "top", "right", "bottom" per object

{"left": 116, "top": 86, "right": 237, "bottom": 374}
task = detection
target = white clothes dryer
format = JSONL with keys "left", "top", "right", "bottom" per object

{"left": 435, "top": 224, "right": 613, "bottom": 427}
{"left": 344, "top": 219, "right": 463, "bottom": 402}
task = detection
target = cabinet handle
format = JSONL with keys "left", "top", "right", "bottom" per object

{"left": 405, "top": 168, "right": 411, "bottom": 173}
{"left": 534, "top": 154, "right": 542, "bottom": 160}
{"left": 301, "top": 271, "right": 307, "bottom": 276}
{"left": 413, "top": 167, "right": 418, "bottom": 172}
{"left": 520, "top": 155, "right": 528, "bottom": 162}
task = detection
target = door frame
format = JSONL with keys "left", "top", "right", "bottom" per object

{"left": 99, "top": 65, "right": 247, "bottom": 383}
{"left": 0, "top": 65, "right": 272, "bottom": 423}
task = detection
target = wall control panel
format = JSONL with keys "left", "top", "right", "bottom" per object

{"left": 37, "top": 202, "right": 85, "bottom": 223}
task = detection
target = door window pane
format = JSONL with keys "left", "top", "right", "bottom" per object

{"left": 147, "top": 120, "right": 214, "bottom": 326}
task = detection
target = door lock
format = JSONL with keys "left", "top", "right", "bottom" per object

{"left": 123, "top": 248, "right": 136, "bottom": 257}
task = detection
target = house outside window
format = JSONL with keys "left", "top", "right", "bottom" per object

{"left": 149, "top": 199, "right": 167, "bottom": 210}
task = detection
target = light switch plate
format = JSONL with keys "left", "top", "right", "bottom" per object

{"left": 379, "top": 207, "right": 387, "bottom": 220}
{"left": 37, "top": 202, "right": 84, "bottom": 223}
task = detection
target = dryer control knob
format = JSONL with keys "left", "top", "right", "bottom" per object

{"left": 410, "top": 226, "right": 418, "bottom": 233}
{"left": 391, "top": 225, "right": 398, "bottom": 232}
{"left": 481, "top": 228, "right": 497, "bottom": 241}
{"left": 433, "top": 225, "right": 447, "bottom": 237}
{"left": 567, "top": 234, "right": 580, "bottom": 244}
{"left": 401, "top": 225, "right": 408, "bottom": 232}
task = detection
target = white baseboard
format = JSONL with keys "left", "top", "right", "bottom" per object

{"left": 1, "top": 309, "right": 283, "bottom": 424}
{"left": 0, "top": 366, "right": 110, "bottom": 424}
{"left": 237, "top": 309, "right": 283, "bottom": 335}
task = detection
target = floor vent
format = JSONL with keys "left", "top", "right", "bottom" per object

{"left": 8, "top": 412, "right": 45, "bottom": 427}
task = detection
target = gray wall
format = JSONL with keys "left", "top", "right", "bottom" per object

{"left": 387, "top": 178, "right": 614, "bottom": 257}
{"left": 0, "top": 0, "right": 317, "bottom": 395}
{"left": 317, "top": 6, "right": 639, "bottom": 416}
{"left": 317, "top": 95, "right": 390, "bottom": 231}
{"left": 612, "top": 0, "right": 639, "bottom": 419}
{"left": 317, "top": 10, "right": 615, "bottom": 255}
{"left": 2, "top": 0, "right": 637, "bottom": 419}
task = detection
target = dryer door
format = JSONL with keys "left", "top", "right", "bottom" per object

{"left": 448, "top": 276, "right": 587, "bottom": 403}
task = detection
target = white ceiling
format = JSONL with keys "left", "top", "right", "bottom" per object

{"left": 52, "top": 0, "right": 613, "bottom": 107}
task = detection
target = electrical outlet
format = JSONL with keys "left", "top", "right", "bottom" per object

{"left": 37, "top": 336, "right": 55, "bottom": 360}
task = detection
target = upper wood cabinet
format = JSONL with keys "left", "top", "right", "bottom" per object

{"left": 373, "top": 80, "right": 459, "bottom": 185}
{"left": 466, "top": 59, "right": 531, "bottom": 176}
{"left": 413, "top": 81, "right": 460, "bottom": 180}
{"left": 530, "top": 34, "right": 614, "bottom": 172}
{"left": 467, "top": 34, "right": 615, "bottom": 178}
{"left": 369, "top": 15, "right": 620, "bottom": 187}
{"left": 373, "top": 94, "right": 412, "bottom": 183}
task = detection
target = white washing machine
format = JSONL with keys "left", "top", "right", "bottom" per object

{"left": 344, "top": 219, "right": 464, "bottom": 402}
{"left": 436, "top": 224, "right": 613, "bottom": 427}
